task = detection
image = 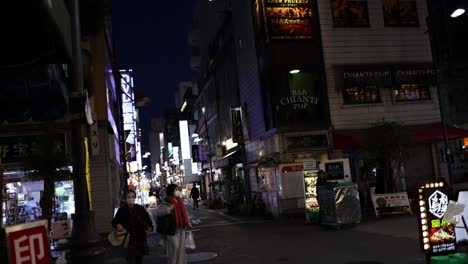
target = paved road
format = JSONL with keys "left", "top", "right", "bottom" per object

{"left": 105, "top": 202, "right": 426, "bottom": 264}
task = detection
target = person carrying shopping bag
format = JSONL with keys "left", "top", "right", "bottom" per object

{"left": 157, "top": 184, "right": 192, "bottom": 264}
{"left": 112, "top": 189, "right": 153, "bottom": 264}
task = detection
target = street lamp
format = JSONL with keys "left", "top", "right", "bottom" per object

{"left": 451, "top": 8, "right": 466, "bottom": 18}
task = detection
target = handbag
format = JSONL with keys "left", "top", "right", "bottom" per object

{"left": 185, "top": 231, "right": 196, "bottom": 250}
{"left": 107, "top": 229, "right": 130, "bottom": 248}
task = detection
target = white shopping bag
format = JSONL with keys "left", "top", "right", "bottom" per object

{"left": 185, "top": 231, "right": 196, "bottom": 250}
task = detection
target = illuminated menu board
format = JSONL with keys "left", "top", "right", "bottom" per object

{"left": 417, "top": 181, "right": 456, "bottom": 256}
{"left": 303, "top": 171, "right": 319, "bottom": 223}
{"left": 263, "top": 0, "right": 313, "bottom": 39}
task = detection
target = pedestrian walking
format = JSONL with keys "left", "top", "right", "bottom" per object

{"left": 112, "top": 189, "right": 153, "bottom": 264}
{"left": 157, "top": 184, "right": 192, "bottom": 264}
{"left": 190, "top": 183, "right": 200, "bottom": 209}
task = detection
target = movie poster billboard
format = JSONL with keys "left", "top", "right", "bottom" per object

{"left": 382, "top": 0, "right": 419, "bottom": 27}
{"left": 303, "top": 171, "right": 319, "bottom": 223}
{"left": 263, "top": 0, "right": 313, "bottom": 39}
{"left": 417, "top": 182, "right": 456, "bottom": 256}
{"left": 331, "top": 0, "right": 370, "bottom": 27}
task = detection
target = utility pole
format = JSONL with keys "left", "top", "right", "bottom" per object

{"left": 69, "top": 0, "right": 105, "bottom": 262}
{"left": 425, "top": 9, "right": 454, "bottom": 186}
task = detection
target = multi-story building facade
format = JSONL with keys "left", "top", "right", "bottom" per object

{"left": 192, "top": 0, "right": 468, "bottom": 216}
{"left": 0, "top": 3, "right": 125, "bottom": 234}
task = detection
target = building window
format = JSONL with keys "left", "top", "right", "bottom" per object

{"left": 393, "top": 84, "right": 431, "bottom": 102}
{"left": 343, "top": 85, "right": 381, "bottom": 105}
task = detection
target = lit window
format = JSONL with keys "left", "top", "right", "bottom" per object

{"left": 342, "top": 85, "right": 381, "bottom": 105}
{"left": 393, "top": 84, "right": 430, "bottom": 102}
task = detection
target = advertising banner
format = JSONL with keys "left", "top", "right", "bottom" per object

{"left": 263, "top": 0, "right": 313, "bottom": 39}
{"left": 382, "top": 0, "right": 419, "bottom": 27}
{"left": 5, "top": 220, "right": 51, "bottom": 264}
{"left": 331, "top": 0, "right": 370, "bottom": 27}
{"left": 417, "top": 182, "right": 456, "bottom": 256}
{"left": 303, "top": 171, "right": 319, "bottom": 223}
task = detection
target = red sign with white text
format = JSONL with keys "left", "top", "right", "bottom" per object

{"left": 5, "top": 220, "right": 51, "bottom": 264}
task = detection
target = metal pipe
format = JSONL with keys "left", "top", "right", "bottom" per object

{"left": 70, "top": 0, "right": 88, "bottom": 215}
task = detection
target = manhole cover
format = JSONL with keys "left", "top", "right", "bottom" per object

{"left": 188, "top": 252, "right": 218, "bottom": 262}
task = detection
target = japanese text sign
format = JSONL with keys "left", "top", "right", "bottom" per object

{"left": 417, "top": 182, "right": 456, "bottom": 256}
{"left": 263, "top": 0, "right": 314, "bottom": 39}
{"left": 5, "top": 220, "right": 51, "bottom": 264}
{"left": 0, "top": 135, "right": 65, "bottom": 164}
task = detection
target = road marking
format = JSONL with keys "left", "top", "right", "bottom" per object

{"left": 196, "top": 220, "right": 270, "bottom": 229}
{"left": 217, "top": 212, "right": 241, "bottom": 222}
{"left": 191, "top": 219, "right": 203, "bottom": 225}
{"left": 212, "top": 221, "right": 229, "bottom": 224}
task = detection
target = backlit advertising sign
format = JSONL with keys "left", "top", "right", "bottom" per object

{"left": 121, "top": 70, "right": 136, "bottom": 131}
{"left": 5, "top": 220, "right": 51, "bottom": 264}
{"left": 417, "top": 181, "right": 456, "bottom": 256}
{"left": 263, "top": 0, "right": 313, "bottom": 39}
{"left": 303, "top": 171, "right": 319, "bottom": 223}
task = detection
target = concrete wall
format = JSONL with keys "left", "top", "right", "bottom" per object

{"left": 232, "top": 0, "right": 266, "bottom": 142}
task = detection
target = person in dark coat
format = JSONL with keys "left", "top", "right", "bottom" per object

{"left": 190, "top": 184, "right": 200, "bottom": 209}
{"left": 112, "top": 189, "right": 153, "bottom": 264}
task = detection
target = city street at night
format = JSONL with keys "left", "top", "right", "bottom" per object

{"left": 103, "top": 203, "right": 425, "bottom": 264}
{"left": 1, "top": 1, "right": 468, "bottom": 264}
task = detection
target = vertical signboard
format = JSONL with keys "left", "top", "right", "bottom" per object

{"left": 417, "top": 181, "right": 456, "bottom": 256}
{"left": 120, "top": 70, "right": 136, "bottom": 131}
{"left": 303, "top": 170, "right": 319, "bottom": 223}
{"left": 90, "top": 121, "right": 99, "bottom": 156}
{"left": 263, "top": 0, "right": 313, "bottom": 40}
{"left": 5, "top": 220, "right": 51, "bottom": 264}
{"left": 231, "top": 108, "right": 243, "bottom": 143}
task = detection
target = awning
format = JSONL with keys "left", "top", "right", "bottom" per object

{"left": 332, "top": 123, "right": 468, "bottom": 149}
{"left": 214, "top": 149, "right": 240, "bottom": 168}
{"left": 410, "top": 124, "right": 468, "bottom": 142}
{"left": 332, "top": 130, "right": 363, "bottom": 149}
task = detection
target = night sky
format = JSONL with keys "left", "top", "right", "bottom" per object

{"left": 112, "top": 1, "right": 193, "bottom": 148}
